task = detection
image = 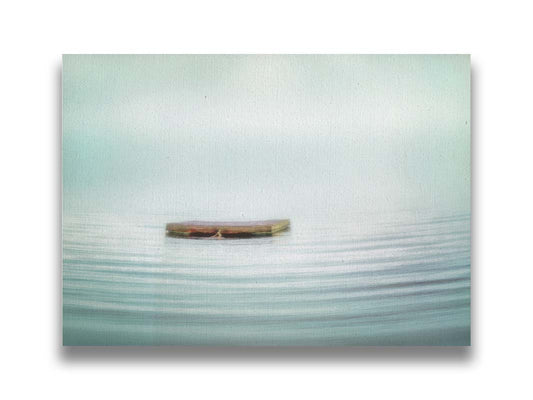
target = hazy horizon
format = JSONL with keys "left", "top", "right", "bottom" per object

{"left": 63, "top": 55, "right": 470, "bottom": 220}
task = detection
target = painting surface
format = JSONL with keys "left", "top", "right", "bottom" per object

{"left": 62, "top": 55, "right": 470, "bottom": 345}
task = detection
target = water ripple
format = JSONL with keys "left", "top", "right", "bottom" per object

{"left": 63, "top": 211, "right": 470, "bottom": 345}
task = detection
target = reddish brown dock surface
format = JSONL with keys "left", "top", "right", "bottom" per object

{"left": 166, "top": 219, "right": 290, "bottom": 238}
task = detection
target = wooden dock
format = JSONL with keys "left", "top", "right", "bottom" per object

{"left": 166, "top": 219, "right": 290, "bottom": 238}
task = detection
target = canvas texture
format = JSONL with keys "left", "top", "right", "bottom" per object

{"left": 62, "top": 55, "right": 471, "bottom": 346}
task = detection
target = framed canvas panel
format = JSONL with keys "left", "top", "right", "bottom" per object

{"left": 62, "top": 55, "right": 470, "bottom": 346}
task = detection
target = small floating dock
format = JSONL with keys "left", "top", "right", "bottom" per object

{"left": 166, "top": 219, "right": 290, "bottom": 238}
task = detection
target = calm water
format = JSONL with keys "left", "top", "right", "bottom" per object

{"left": 62, "top": 210, "right": 470, "bottom": 345}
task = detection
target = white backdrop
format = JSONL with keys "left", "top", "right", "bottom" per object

{"left": 1, "top": 1, "right": 532, "bottom": 399}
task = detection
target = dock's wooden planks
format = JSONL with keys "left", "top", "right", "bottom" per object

{"left": 166, "top": 219, "right": 290, "bottom": 238}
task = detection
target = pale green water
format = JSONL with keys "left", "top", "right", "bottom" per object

{"left": 62, "top": 55, "right": 470, "bottom": 345}
{"left": 62, "top": 210, "right": 470, "bottom": 345}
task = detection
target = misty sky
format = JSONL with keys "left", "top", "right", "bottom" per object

{"left": 63, "top": 55, "right": 470, "bottom": 219}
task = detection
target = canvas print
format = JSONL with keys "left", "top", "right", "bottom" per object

{"left": 62, "top": 55, "right": 470, "bottom": 346}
